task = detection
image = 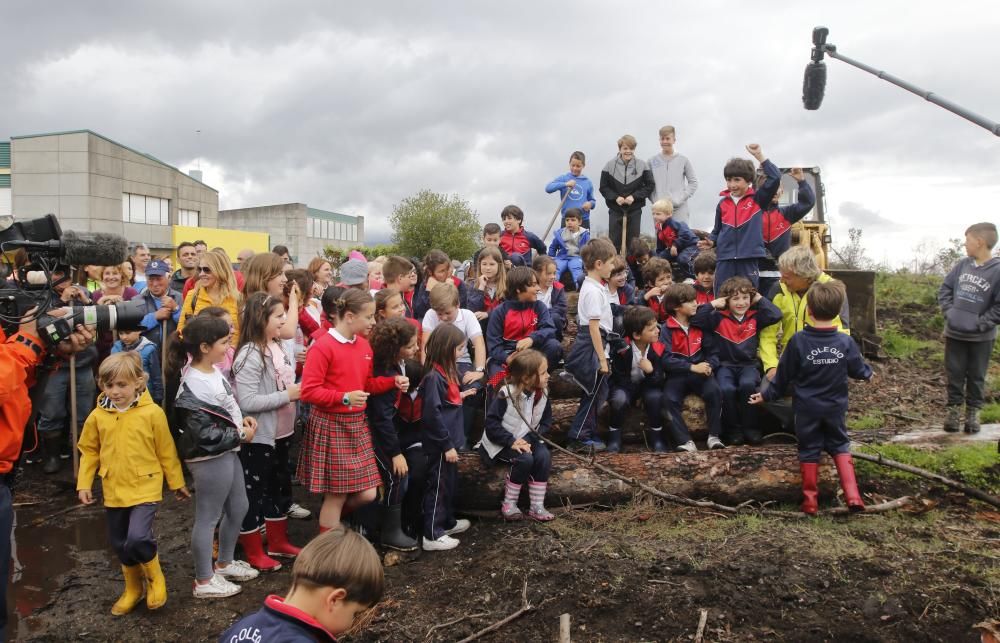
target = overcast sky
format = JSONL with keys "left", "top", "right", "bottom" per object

{"left": 3, "top": 1, "right": 998, "bottom": 265}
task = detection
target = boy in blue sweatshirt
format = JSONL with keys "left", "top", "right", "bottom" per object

{"left": 698, "top": 144, "right": 782, "bottom": 290}
{"left": 751, "top": 280, "right": 872, "bottom": 515}
{"left": 938, "top": 222, "right": 1000, "bottom": 433}
{"left": 546, "top": 151, "right": 597, "bottom": 228}
{"left": 547, "top": 208, "right": 590, "bottom": 287}
{"left": 692, "top": 276, "right": 781, "bottom": 446}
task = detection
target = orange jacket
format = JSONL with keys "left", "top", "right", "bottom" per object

{"left": 0, "top": 329, "right": 44, "bottom": 474}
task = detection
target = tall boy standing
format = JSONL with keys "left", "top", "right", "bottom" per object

{"left": 648, "top": 125, "right": 699, "bottom": 224}
{"left": 600, "top": 135, "right": 655, "bottom": 254}
{"left": 546, "top": 151, "right": 597, "bottom": 228}
{"left": 938, "top": 222, "right": 1000, "bottom": 433}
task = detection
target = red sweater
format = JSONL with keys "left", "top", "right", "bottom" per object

{"left": 301, "top": 332, "right": 394, "bottom": 412}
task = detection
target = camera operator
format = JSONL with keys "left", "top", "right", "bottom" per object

{"left": 0, "top": 307, "right": 94, "bottom": 641}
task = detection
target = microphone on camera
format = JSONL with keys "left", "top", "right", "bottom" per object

{"left": 61, "top": 230, "right": 130, "bottom": 266}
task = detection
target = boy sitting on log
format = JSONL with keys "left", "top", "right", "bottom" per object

{"left": 607, "top": 306, "right": 668, "bottom": 453}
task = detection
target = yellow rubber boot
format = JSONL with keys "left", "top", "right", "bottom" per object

{"left": 111, "top": 565, "right": 145, "bottom": 616}
{"left": 140, "top": 554, "right": 168, "bottom": 610}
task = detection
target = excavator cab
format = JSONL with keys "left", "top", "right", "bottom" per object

{"left": 779, "top": 167, "right": 879, "bottom": 355}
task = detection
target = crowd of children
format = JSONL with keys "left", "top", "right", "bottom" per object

{"left": 57, "top": 130, "right": 1000, "bottom": 638}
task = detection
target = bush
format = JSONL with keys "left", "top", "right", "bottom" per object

{"left": 389, "top": 190, "right": 481, "bottom": 261}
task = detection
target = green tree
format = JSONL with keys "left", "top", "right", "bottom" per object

{"left": 389, "top": 190, "right": 480, "bottom": 261}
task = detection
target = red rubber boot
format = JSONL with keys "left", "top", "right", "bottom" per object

{"left": 238, "top": 530, "right": 282, "bottom": 572}
{"left": 799, "top": 462, "right": 819, "bottom": 516}
{"left": 833, "top": 453, "right": 865, "bottom": 512}
{"left": 265, "top": 518, "right": 302, "bottom": 558}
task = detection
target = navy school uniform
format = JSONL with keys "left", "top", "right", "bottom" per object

{"left": 394, "top": 361, "right": 428, "bottom": 536}
{"left": 485, "top": 299, "right": 563, "bottom": 380}
{"left": 219, "top": 594, "right": 338, "bottom": 642}
{"left": 466, "top": 285, "right": 503, "bottom": 336}
{"left": 539, "top": 282, "right": 568, "bottom": 342}
{"left": 638, "top": 289, "right": 671, "bottom": 323}
{"left": 758, "top": 178, "right": 816, "bottom": 295}
{"left": 479, "top": 386, "right": 553, "bottom": 485}
{"left": 412, "top": 276, "right": 471, "bottom": 321}
{"left": 659, "top": 316, "right": 722, "bottom": 445}
{"left": 609, "top": 338, "right": 667, "bottom": 430}
{"left": 609, "top": 283, "right": 636, "bottom": 336}
{"left": 367, "top": 362, "right": 413, "bottom": 507}
{"left": 655, "top": 218, "right": 700, "bottom": 280}
{"left": 419, "top": 366, "right": 464, "bottom": 540}
{"left": 761, "top": 325, "right": 872, "bottom": 462}
{"left": 691, "top": 298, "right": 782, "bottom": 440}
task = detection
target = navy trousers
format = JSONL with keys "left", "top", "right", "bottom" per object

{"left": 714, "top": 258, "right": 760, "bottom": 291}
{"left": 374, "top": 445, "right": 408, "bottom": 507}
{"left": 716, "top": 365, "right": 761, "bottom": 438}
{"left": 609, "top": 382, "right": 664, "bottom": 429}
{"left": 664, "top": 372, "right": 722, "bottom": 444}
{"left": 106, "top": 502, "right": 159, "bottom": 566}
{"left": 480, "top": 436, "right": 551, "bottom": 485}
{"left": 422, "top": 450, "right": 458, "bottom": 540}
{"left": 795, "top": 411, "right": 850, "bottom": 463}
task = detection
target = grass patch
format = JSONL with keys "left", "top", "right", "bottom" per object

{"left": 855, "top": 443, "right": 1000, "bottom": 494}
{"left": 849, "top": 413, "right": 883, "bottom": 431}
{"left": 882, "top": 326, "right": 936, "bottom": 359}
{"left": 980, "top": 403, "right": 1000, "bottom": 423}
{"left": 876, "top": 272, "right": 941, "bottom": 309}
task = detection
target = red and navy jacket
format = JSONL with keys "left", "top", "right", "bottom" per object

{"left": 367, "top": 362, "right": 416, "bottom": 458}
{"left": 759, "top": 178, "right": 816, "bottom": 271}
{"left": 419, "top": 365, "right": 463, "bottom": 452}
{"left": 486, "top": 300, "right": 557, "bottom": 365}
{"left": 499, "top": 227, "right": 547, "bottom": 260}
{"left": 412, "top": 276, "right": 471, "bottom": 320}
{"left": 638, "top": 290, "right": 670, "bottom": 323}
{"left": 708, "top": 159, "right": 781, "bottom": 261}
{"left": 659, "top": 316, "right": 719, "bottom": 373}
{"left": 691, "top": 298, "right": 782, "bottom": 367}
{"left": 467, "top": 285, "right": 503, "bottom": 317}
{"left": 655, "top": 218, "right": 699, "bottom": 257}
{"left": 219, "top": 594, "right": 338, "bottom": 642}
{"left": 610, "top": 338, "right": 668, "bottom": 390}
{"left": 543, "top": 282, "right": 568, "bottom": 334}
{"left": 402, "top": 288, "right": 415, "bottom": 319}
{"left": 626, "top": 256, "right": 647, "bottom": 290}
{"left": 694, "top": 284, "right": 714, "bottom": 306}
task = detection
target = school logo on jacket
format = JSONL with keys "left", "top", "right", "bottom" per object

{"left": 719, "top": 191, "right": 760, "bottom": 229}
{"left": 762, "top": 209, "right": 791, "bottom": 243}
{"left": 716, "top": 314, "right": 759, "bottom": 345}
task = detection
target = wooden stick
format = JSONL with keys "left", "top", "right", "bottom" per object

{"left": 69, "top": 355, "right": 79, "bottom": 478}
{"left": 852, "top": 450, "right": 1000, "bottom": 509}
{"left": 456, "top": 580, "right": 547, "bottom": 643}
{"left": 542, "top": 190, "right": 572, "bottom": 243}
{"left": 559, "top": 613, "right": 571, "bottom": 643}
{"left": 620, "top": 212, "right": 629, "bottom": 255}
{"left": 424, "top": 612, "right": 489, "bottom": 641}
{"left": 29, "top": 503, "right": 90, "bottom": 527}
{"left": 694, "top": 609, "right": 709, "bottom": 643}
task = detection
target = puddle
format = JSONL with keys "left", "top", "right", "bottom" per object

{"left": 888, "top": 423, "right": 1000, "bottom": 446}
{"left": 5, "top": 503, "right": 112, "bottom": 640}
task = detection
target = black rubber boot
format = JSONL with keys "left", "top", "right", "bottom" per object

{"left": 42, "top": 432, "right": 63, "bottom": 474}
{"left": 645, "top": 429, "right": 667, "bottom": 453}
{"left": 380, "top": 505, "right": 418, "bottom": 552}
{"left": 605, "top": 429, "right": 623, "bottom": 454}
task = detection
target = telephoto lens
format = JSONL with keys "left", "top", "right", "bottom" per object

{"left": 35, "top": 300, "right": 146, "bottom": 345}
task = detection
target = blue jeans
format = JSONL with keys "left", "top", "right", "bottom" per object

{"left": 0, "top": 481, "right": 12, "bottom": 640}
{"left": 37, "top": 365, "right": 96, "bottom": 435}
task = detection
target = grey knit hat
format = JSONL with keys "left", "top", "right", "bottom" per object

{"left": 339, "top": 259, "right": 369, "bottom": 286}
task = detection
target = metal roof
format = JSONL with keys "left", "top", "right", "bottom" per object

{"left": 307, "top": 207, "right": 359, "bottom": 223}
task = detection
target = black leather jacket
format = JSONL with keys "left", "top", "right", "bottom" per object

{"left": 172, "top": 382, "right": 241, "bottom": 460}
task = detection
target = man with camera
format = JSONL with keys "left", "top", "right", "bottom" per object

{"left": 0, "top": 308, "right": 94, "bottom": 640}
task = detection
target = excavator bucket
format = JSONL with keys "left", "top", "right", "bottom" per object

{"left": 827, "top": 268, "right": 879, "bottom": 356}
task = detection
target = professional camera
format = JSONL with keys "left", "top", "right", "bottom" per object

{"left": 0, "top": 213, "right": 145, "bottom": 344}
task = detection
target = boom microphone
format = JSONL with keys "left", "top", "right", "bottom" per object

{"left": 61, "top": 230, "right": 129, "bottom": 266}
{"left": 802, "top": 61, "right": 827, "bottom": 110}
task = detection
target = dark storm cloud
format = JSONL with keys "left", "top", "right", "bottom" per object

{"left": 2, "top": 1, "right": 998, "bottom": 256}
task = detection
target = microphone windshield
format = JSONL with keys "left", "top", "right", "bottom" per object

{"left": 802, "top": 61, "right": 827, "bottom": 110}
{"left": 61, "top": 230, "right": 129, "bottom": 267}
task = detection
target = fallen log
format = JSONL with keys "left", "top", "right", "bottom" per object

{"left": 456, "top": 445, "right": 835, "bottom": 511}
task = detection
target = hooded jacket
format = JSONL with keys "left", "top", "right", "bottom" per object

{"left": 939, "top": 256, "right": 1000, "bottom": 343}
{"left": 548, "top": 227, "right": 591, "bottom": 259}
{"left": 545, "top": 172, "right": 597, "bottom": 220}
{"left": 77, "top": 389, "right": 185, "bottom": 507}
{"left": 659, "top": 316, "right": 718, "bottom": 373}
{"left": 111, "top": 336, "right": 163, "bottom": 403}
{"left": 600, "top": 156, "right": 655, "bottom": 215}
{"left": 758, "top": 272, "right": 849, "bottom": 372}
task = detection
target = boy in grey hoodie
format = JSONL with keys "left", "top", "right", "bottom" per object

{"left": 938, "top": 222, "right": 1000, "bottom": 433}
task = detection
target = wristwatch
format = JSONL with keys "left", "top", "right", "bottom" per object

{"left": 474, "top": 366, "right": 485, "bottom": 373}
{"left": 238, "top": 429, "right": 247, "bottom": 441}
{"left": 342, "top": 394, "right": 351, "bottom": 406}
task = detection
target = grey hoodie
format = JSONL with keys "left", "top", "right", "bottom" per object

{"left": 232, "top": 343, "right": 292, "bottom": 446}
{"left": 648, "top": 152, "right": 699, "bottom": 223}
{"left": 939, "top": 256, "right": 1000, "bottom": 342}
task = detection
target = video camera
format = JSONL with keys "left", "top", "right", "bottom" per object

{"left": 0, "top": 213, "right": 145, "bottom": 344}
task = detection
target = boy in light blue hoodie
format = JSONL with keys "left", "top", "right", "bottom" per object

{"left": 545, "top": 151, "right": 597, "bottom": 229}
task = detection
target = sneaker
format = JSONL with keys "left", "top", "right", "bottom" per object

{"left": 286, "top": 503, "right": 312, "bottom": 520}
{"left": 707, "top": 436, "right": 726, "bottom": 450}
{"left": 589, "top": 438, "right": 607, "bottom": 452}
{"left": 501, "top": 502, "right": 523, "bottom": 521}
{"left": 192, "top": 574, "right": 242, "bottom": 599}
{"left": 444, "top": 519, "right": 470, "bottom": 536}
{"left": 422, "top": 534, "right": 460, "bottom": 551}
{"left": 214, "top": 560, "right": 260, "bottom": 582}
{"left": 676, "top": 440, "right": 697, "bottom": 453}
{"left": 527, "top": 506, "right": 556, "bottom": 522}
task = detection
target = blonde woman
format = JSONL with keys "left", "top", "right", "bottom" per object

{"left": 177, "top": 250, "right": 243, "bottom": 345}
{"left": 242, "top": 253, "right": 301, "bottom": 341}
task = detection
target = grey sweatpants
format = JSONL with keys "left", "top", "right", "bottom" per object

{"left": 187, "top": 451, "right": 248, "bottom": 581}
{"left": 945, "top": 337, "right": 994, "bottom": 409}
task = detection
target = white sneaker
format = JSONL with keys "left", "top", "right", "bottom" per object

{"left": 707, "top": 436, "right": 726, "bottom": 450}
{"left": 422, "top": 534, "right": 460, "bottom": 551}
{"left": 444, "top": 519, "right": 471, "bottom": 536}
{"left": 676, "top": 440, "right": 697, "bottom": 453}
{"left": 286, "top": 503, "right": 312, "bottom": 520}
{"left": 193, "top": 574, "right": 242, "bottom": 599}
{"left": 214, "top": 559, "right": 260, "bottom": 582}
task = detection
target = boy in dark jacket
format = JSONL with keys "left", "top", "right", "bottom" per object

{"left": 637, "top": 257, "right": 674, "bottom": 323}
{"left": 533, "top": 255, "right": 568, "bottom": 341}
{"left": 660, "top": 283, "right": 723, "bottom": 452}
{"left": 692, "top": 251, "right": 717, "bottom": 305}
{"left": 757, "top": 167, "right": 816, "bottom": 295}
{"left": 652, "top": 199, "right": 699, "bottom": 280}
{"left": 608, "top": 256, "right": 636, "bottom": 336}
{"left": 626, "top": 238, "right": 652, "bottom": 290}
{"left": 219, "top": 528, "right": 384, "bottom": 642}
{"left": 608, "top": 307, "right": 668, "bottom": 453}
{"left": 692, "top": 276, "right": 781, "bottom": 445}
{"left": 938, "top": 222, "right": 1000, "bottom": 433}
{"left": 751, "top": 280, "right": 873, "bottom": 515}
{"left": 698, "top": 144, "right": 782, "bottom": 289}
{"left": 486, "top": 267, "right": 562, "bottom": 380}
{"left": 600, "top": 134, "right": 655, "bottom": 253}
{"left": 499, "top": 205, "right": 547, "bottom": 267}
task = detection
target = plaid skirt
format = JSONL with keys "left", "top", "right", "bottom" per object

{"left": 296, "top": 408, "right": 381, "bottom": 495}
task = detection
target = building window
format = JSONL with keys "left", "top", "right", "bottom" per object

{"left": 179, "top": 209, "right": 199, "bottom": 227}
{"left": 122, "top": 193, "right": 169, "bottom": 225}
{"left": 0, "top": 188, "right": 11, "bottom": 218}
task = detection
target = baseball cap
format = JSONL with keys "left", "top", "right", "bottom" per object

{"left": 146, "top": 259, "right": 170, "bottom": 277}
